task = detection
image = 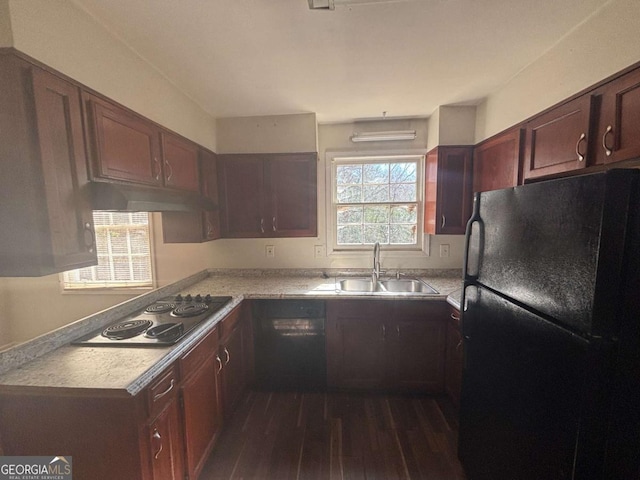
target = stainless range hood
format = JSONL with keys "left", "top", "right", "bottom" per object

{"left": 88, "top": 182, "right": 217, "bottom": 212}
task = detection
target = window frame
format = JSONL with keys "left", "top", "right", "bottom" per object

{"left": 326, "top": 150, "right": 427, "bottom": 255}
{"left": 59, "top": 211, "right": 157, "bottom": 294}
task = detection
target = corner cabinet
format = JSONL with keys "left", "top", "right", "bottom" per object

{"left": 218, "top": 153, "right": 317, "bottom": 238}
{"left": 444, "top": 304, "right": 463, "bottom": 408}
{"left": 0, "top": 51, "right": 97, "bottom": 276}
{"left": 424, "top": 146, "right": 474, "bottom": 235}
{"left": 326, "top": 300, "right": 447, "bottom": 392}
{"left": 162, "top": 148, "right": 221, "bottom": 243}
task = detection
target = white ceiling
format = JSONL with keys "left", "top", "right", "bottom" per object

{"left": 71, "top": 0, "right": 612, "bottom": 123}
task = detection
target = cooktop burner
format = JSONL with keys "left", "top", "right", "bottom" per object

{"left": 172, "top": 303, "right": 208, "bottom": 318}
{"left": 73, "top": 294, "right": 232, "bottom": 347}
{"left": 145, "top": 303, "right": 175, "bottom": 314}
{"left": 103, "top": 319, "right": 153, "bottom": 339}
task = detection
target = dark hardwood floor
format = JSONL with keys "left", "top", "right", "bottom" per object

{"left": 200, "top": 390, "right": 466, "bottom": 480}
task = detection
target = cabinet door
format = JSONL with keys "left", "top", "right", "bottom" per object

{"left": 31, "top": 68, "right": 97, "bottom": 272}
{"left": 181, "top": 355, "right": 222, "bottom": 480}
{"left": 326, "top": 300, "right": 389, "bottom": 389}
{"left": 149, "top": 400, "right": 185, "bottom": 480}
{"left": 444, "top": 307, "right": 463, "bottom": 408}
{"left": 161, "top": 132, "right": 200, "bottom": 192}
{"left": 221, "top": 325, "right": 245, "bottom": 417}
{"left": 218, "top": 155, "right": 265, "bottom": 237}
{"left": 201, "top": 149, "right": 221, "bottom": 241}
{"left": 390, "top": 302, "right": 446, "bottom": 392}
{"left": 267, "top": 153, "right": 317, "bottom": 237}
{"left": 84, "top": 93, "right": 162, "bottom": 186}
{"left": 524, "top": 95, "right": 594, "bottom": 180}
{"left": 473, "top": 128, "right": 523, "bottom": 192}
{"left": 595, "top": 67, "right": 640, "bottom": 165}
{"left": 424, "top": 146, "right": 473, "bottom": 234}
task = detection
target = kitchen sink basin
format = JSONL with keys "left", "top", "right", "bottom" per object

{"left": 336, "top": 277, "right": 438, "bottom": 295}
{"left": 378, "top": 278, "right": 438, "bottom": 294}
{"left": 337, "top": 278, "right": 380, "bottom": 292}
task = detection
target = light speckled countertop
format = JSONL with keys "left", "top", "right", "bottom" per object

{"left": 0, "top": 269, "right": 462, "bottom": 397}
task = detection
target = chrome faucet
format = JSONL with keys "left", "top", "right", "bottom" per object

{"left": 372, "top": 242, "right": 383, "bottom": 283}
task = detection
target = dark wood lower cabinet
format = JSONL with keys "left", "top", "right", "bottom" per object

{"left": 326, "top": 300, "right": 447, "bottom": 392}
{"left": 149, "top": 399, "right": 185, "bottom": 480}
{"left": 444, "top": 305, "right": 463, "bottom": 408}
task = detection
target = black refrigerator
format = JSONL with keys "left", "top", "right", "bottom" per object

{"left": 458, "top": 169, "right": 640, "bottom": 480}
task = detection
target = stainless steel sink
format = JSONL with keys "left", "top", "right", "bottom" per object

{"left": 337, "top": 278, "right": 380, "bottom": 292}
{"left": 378, "top": 278, "right": 438, "bottom": 294}
{"left": 336, "top": 277, "right": 438, "bottom": 295}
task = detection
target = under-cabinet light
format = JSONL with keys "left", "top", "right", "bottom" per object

{"left": 309, "top": 0, "right": 413, "bottom": 10}
{"left": 350, "top": 130, "right": 417, "bottom": 142}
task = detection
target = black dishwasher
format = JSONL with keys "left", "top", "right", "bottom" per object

{"left": 253, "top": 300, "right": 326, "bottom": 391}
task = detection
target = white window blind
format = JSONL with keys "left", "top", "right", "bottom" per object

{"left": 62, "top": 211, "right": 153, "bottom": 289}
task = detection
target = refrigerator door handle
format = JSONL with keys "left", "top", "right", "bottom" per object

{"left": 463, "top": 193, "right": 482, "bottom": 281}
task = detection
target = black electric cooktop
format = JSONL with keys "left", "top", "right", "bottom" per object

{"left": 72, "top": 294, "right": 232, "bottom": 347}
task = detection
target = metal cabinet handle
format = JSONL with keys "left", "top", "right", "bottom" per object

{"left": 576, "top": 133, "right": 586, "bottom": 162}
{"left": 153, "top": 379, "right": 175, "bottom": 401}
{"left": 441, "top": 215, "right": 446, "bottom": 229}
{"left": 84, "top": 222, "right": 95, "bottom": 253}
{"left": 224, "top": 347, "right": 230, "bottom": 365}
{"left": 164, "top": 159, "right": 174, "bottom": 182}
{"left": 396, "top": 325, "right": 400, "bottom": 338}
{"left": 602, "top": 125, "right": 613, "bottom": 157}
{"left": 272, "top": 216, "right": 277, "bottom": 232}
{"left": 154, "top": 157, "right": 161, "bottom": 181}
{"left": 152, "top": 429, "right": 163, "bottom": 460}
{"left": 450, "top": 313, "right": 460, "bottom": 321}
{"left": 382, "top": 324, "right": 386, "bottom": 341}
{"left": 216, "top": 355, "right": 223, "bottom": 373}
{"left": 207, "top": 220, "right": 214, "bottom": 238}
{"left": 260, "top": 218, "right": 265, "bottom": 234}
{"left": 456, "top": 340, "right": 463, "bottom": 352}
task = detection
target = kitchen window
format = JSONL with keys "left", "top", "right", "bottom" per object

{"left": 62, "top": 211, "right": 154, "bottom": 290}
{"left": 330, "top": 155, "right": 423, "bottom": 251}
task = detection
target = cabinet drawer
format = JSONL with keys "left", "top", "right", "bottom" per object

{"left": 147, "top": 365, "right": 179, "bottom": 419}
{"left": 218, "top": 305, "right": 242, "bottom": 341}
{"left": 179, "top": 327, "right": 218, "bottom": 379}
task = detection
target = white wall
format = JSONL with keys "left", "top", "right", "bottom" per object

{"left": 476, "top": 0, "right": 640, "bottom": 141}
{"left": 0, "top": 0, "right": 12, "bottom": 47}
{"left": 428, "top": 106, "right": 477, "bottom": 150}
{"left": 217, "top": 113, "right": 318, "bottom": 154}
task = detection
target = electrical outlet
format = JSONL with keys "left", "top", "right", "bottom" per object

{"left": 314, "top": 245, "right": 324, "bottom": 258}
{"left": 265, "top": 245, "right": 275, "bottom": 257}
{"left": 439, "top": 244, "right": 450, "bottom": 257}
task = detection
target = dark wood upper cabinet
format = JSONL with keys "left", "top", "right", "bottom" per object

{"left": 83, "top": 92, "right": 163, "bottom": 186}
{"left": 424, "top": 146, "right": 474, "bottom": 235}
{"left": 594, "top": 67, "right": 640, "bottom": 165}
{"left": 218, "top": 153, "right": 317, "bottom": 238}
{"left": 268, "top": 154, "right": 318, "bottom": 236}
{"left": 160, "top": 132, "right": 200, "bottom": 192}
{"left": 161, "top": 148, "right": 221, "bottom": 243}
{"left": 523, "top": 95, "right": 594, "bottom": 180}
{"left": 0, "top": 52, "right": 97, "bottom": 276}
{"left": 473, "top": 128, "right": 523, "bottom": 192}
{"left": 218, "top": 155, "right": 265, "bottom": 237}
{"left": 84, "top": 93, "right": 203, "bottom": 194}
